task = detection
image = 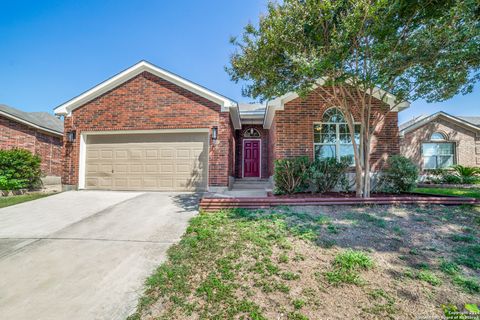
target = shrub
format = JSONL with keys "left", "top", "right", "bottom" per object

{"left": 379, "top": 155, "right": 419, "bottom": 193}
{"left": 424, "top": 166, "right": 480, "bottom": 185}
{"left": 452, "top": 165, "right": 480, "bottom": 184}
{"left": 0, "top": 149, "right": 42, "bottom": 190}
{"left": 308, "top": 158, "right": 349, "bottom": 193}
{"left": 442, "top": 174, "right": 463, "bottom": 184}
{"left": 273, "top": 157, "right": 309, "bottom": 194}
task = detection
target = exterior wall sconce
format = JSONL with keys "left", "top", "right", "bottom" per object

{"left": 211, "top": 127, "right": 218, "bottom": 142}
{"left": 67, "top": 131, "right": 76, "bottom": 142}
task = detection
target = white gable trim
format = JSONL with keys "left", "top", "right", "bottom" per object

{"left": 263, "top": 79, "right": 410, "bottom": 129}
{"left": 0, "top": 110, "right": 63, "bottom": 136}
{"left": 400, "top": 112, "right": 480, "bottom": 137}
{"left": 54, "top": 61, "right": 241, "bottom": 128}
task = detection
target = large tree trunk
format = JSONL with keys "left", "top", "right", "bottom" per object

{"left": 355, "top": 162, "right": 363, "bottom": 197}
{"left": 363, "top": 137, "right": 371, "bottom": 198}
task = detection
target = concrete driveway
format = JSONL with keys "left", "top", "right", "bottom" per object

{"left": 0, "top": 191, "right": 199, "bottom": 320}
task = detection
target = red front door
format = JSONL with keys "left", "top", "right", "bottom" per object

{"left": 243, "top": 140, "right": 260, "bottom": 177}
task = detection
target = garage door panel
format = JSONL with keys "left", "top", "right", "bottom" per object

{"left": 160, "top": 164, "right": 175, "bottom": 173}
{"left": 85, "top": 132, "right": 208, "bottom": 191}
{"left": 87, "top": 150, "right": 100, "bottom": 160}
{"left": 115, "top": 150, "right": 128, "bottom": 159}
{"left": 86, "top": 177, "right": 99, "bottom": 188}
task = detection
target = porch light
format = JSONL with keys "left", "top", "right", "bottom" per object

{"left": 67, "top": 131, "right": 76, "bottom": 142}
{"left": 211, "top": 127, "right": 218, "bottom": 141}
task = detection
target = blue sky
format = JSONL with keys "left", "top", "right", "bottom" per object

{"left": 0, "top": 0, "right": 478, "bottom": 124}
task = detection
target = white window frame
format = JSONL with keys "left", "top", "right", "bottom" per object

{"left": 421, "top": 141, "right": 456, "bottom": 169}
{"left": 313, "top": 121, "right": 361, "bottom": 165}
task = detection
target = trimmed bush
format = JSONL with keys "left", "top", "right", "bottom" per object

{"left": 308, "top": 158, "right": 349, "bottom": 193}
{"left": 379, "top": 155, "right": 419, "bottom": 193}
{"left": 273, "top": 157, "right": 309, "bottom": 194}
{"left": 0, "top": 149, "right": 42, "bottom": 190}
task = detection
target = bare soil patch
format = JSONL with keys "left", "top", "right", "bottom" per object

{"left": 129, "top": 204, "right": 480, "bottom": 320}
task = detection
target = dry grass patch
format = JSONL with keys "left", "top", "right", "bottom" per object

{"left": 128, "top": 205, "right": 480, "bottom": 320}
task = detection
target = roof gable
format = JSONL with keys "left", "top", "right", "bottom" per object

{"left": 54, "top": 61, "right": 241, "bottom": 128}
{"left": 400, "top": 111, "right": 480, "bottom": 136}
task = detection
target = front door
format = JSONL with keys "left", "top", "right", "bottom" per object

{"left": 243, "top": 139, "right": 260, "bottom": 178}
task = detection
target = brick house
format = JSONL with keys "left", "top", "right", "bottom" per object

{"left": 0, "top": 104, "right": 63, "bottom": 179}
{"left": 400, "top": 112, "right": 480, "bottom": 170}
{"left": 54, "top": 61, "right": 408, "bottom": 191}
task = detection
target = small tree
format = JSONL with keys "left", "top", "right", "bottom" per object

{"left": 228, "top": 0, "right": 479, "bottom": 197}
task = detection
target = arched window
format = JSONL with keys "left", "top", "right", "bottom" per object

{"left": 243, "top": 128, "right": 261, "bottom": 138}
{"left": 430, "top": 132, "right": 446, "bottom": 141}
{"left": 322, "top": 108, "right": 346, "bottom": 123}
{"left": 313, "top": 108, "right": 360, "bottom": 165}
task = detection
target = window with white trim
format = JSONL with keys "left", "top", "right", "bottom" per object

{"left": 422, "top": 132, "right": 455, "bottom": 169}
{"left": 313, "top": 108, "right": 360, "bottom": 165}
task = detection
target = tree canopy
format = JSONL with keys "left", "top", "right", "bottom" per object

{"left": 228, "top": 0, "right": 479, "bottom": 105}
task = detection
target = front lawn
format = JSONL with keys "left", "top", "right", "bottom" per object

{"left": 413, "top": 187, "right": 480, "bottom": 199}
{"left": 129, "top": 205, "right": 480, "bottom": 320}
{"left": 0, "top": 193, "right": 54, "bottom": 208}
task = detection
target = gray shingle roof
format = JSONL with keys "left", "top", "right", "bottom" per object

{"left": 457, "top": 116, "right": 480, "bottom": 126}
{"left": 399, "top": 114, "right": 427, "bottom": 131}
{"left": 0, "top": 104, "right": 63, "bottom": 134}
{"left": 400, "top": 111, "right": 480, "bottom": 134}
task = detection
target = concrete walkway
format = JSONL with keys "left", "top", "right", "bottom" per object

{"left": 0, "top": 191, "right": 199, "bottom": 320}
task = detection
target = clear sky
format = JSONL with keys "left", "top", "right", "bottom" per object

{"left": 0, "top": 0, "right": 478, "bottom": 124}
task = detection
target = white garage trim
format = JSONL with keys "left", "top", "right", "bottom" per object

{"left": 78, "top": 128, "right": 210, "bottom": 190}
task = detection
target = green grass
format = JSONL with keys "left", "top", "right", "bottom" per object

{"left": 325, "top": 250, "right": 374, "bottom": 285}
{"left": 451, "top": 234, "right": 476, "bottom": 243}
{"left": 0, "top": 193, "right": 53, "bottom": 208}
{"left": 452, "top": 275, "right": 480, "bottom": 294}
{"left": 129, "top": 205, "right": 480, "bottom": 319}
{"left": 455, "top": 244, "right": 480, "bottom": 270}
{"left": 418, "top": 270, "right": 442, "bottom": 286}
{"left": 439, "top": 260, "right": 460, "bottom": 276}
{"left": 128, "top": 209, "right": 302, "bottom": 319}
{"left": 412, "top": 187, "right": 480, "bottom": 199}
{"left": 292, "top": 299, "right": 306, "bottom": 310}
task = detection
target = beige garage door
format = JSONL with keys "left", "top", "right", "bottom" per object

{"left": 85, "top": 132, "right": 208, "bottom": 191}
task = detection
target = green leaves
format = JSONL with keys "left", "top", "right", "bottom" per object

{"left": 228, "top": 0, "right": 480, "bottom": 104}
{"left": 0, "top": 148, "right": 42, "bottom": 190}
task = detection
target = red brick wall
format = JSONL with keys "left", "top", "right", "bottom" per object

{"left": 268, "top": 119, "right": 277, "bottom": 176}
{"left": 401, "top": 117, "right": 480, "bottom": 168}
{"left": 62, "top": 71, "right": 233, "bottom": 188}
{"left": 271, "top": 87, "right": 399, "bottom": 172}
{"left": 0, "top": 115, "right": 63, "bottom": 176}
{"left": 234, "top": 125, "right": 269, "bottom": 179}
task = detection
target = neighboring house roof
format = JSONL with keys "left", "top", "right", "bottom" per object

{"left": 398, "top": 114, "right": 428, "bottom": 131}
{"left": 263, "top": 79, "right": 411, "bottom": 129}
{"left": 457, "top": 116, "right": 480, "bottom": 126}
{"left": 0, "top": 104, "right": 63, "bottom": 136}
{"left": 399, "top": 111, "right": 480, "bottom": 136}
{"left": 53, "top": 60, "right": 242, "bottom": 129}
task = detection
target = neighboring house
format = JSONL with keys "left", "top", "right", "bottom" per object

{"left": 0, "top": 104, "right": 63, "bottom": 178}
{"left": 54, "top": 61, "right": 408, "bottom": 191}
{"left": 400, "top": 112, "right": 480, "bottom": 170}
